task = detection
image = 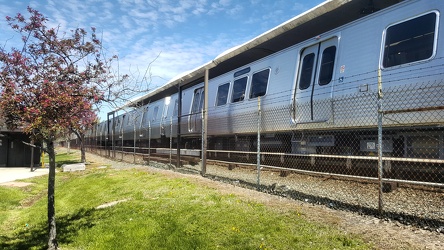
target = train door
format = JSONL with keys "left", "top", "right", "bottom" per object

{"left": 160, "top": 97, "right": 171, "bottom": 136}
{"left": 294, "top": 37, "right": 337, "bottom": 123}
{"left": 188, "top": 87, "right": 204, "bottom": 133}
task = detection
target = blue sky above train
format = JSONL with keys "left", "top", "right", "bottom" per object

{"left": 0, "top": 0, "right": 323, "bottom": 120}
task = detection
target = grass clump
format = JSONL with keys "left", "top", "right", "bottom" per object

{"left": 0, "top": 152, "right": 371, "bottom": 249}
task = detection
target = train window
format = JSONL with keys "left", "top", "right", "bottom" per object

{"left": 199, "top": 90, "right": 204, "bottom": 111}
{"left": 141, "top": 107, "right": 149, "bottom": 125}
{"left": 216, "top": 83, "right": 230, "bottom": 106}
{"left": 383, "top": 12, "right": 437, "bottom": 68}
{"left": 299, "top": 53, "right": 315, "bottom": 90}
{"left": 115, "top": 116, "right": 121, "bottom": 127}
{"left": 319, "top": 46, "right": 336, "bottom": 85}
{"left": 406, "top": 136, "right": 439, "bottom": 159}
{"left": 192, "top": 91, "right": 200, "bottom": 113}
{"left": 118, "top": 116, "right": 124, "bottom": 132}
{"left": 250, "top": 69, "right": 270, "bottom": 98}
{"left": 127, "top": 112, "right": 136, "bottom": 125}
{"left": 152, "top": 106, "right": 159, "bottom": 121}
{"left": 234, "top": 67, "right": 250, "bottom": 78}
{"left": 232, "top": 77, "right": 247, "bottom": 103}
{"left": 126, "top": 113, "right": 131, "bottom": 125}
{"left": 173, "top": 99, "right": 178, "bottom": 117}
{"left": 191, "top": 88, "right": 203, "bottom": 113}
{"left": 162, "top": 105, "right": 169, "bottom": 119}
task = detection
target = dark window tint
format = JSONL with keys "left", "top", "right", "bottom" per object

{"left": 162, "top": 104, "right": 169, "bottom": 119}
{"left": 299, "top": 53, "right": 315, "bottom": 90}
{"left": 319, "top": 46, "right": 336, "bottom": 85}
{"left": 116, "top": 116, "right": 122, "bottom": 127}
{"left": 191, "top": 88, "right": 204, "bottom": 113}
{"left": 234, "top": 67, "right": 250, "bottom": 77}
{"left": 126, "top": 112, "right": 133, "bottom": 125}
{"left": 383, "top": 12, "right": 436, "bottom": 68}
{"left": 118, "top": 116, "right": 124, "bottom": 131}
{"left": 191, "top": 90, "right": 201, "bottom": 113}
{"left": 232, "top": 77, "right": 247, "bottom": 103}
{"left": 199, "top": 90, "right": 204, "bottom": 111}
{"left": 152, "top": 106, "right": 159, "bottom": 121}
{"left": 216, "top": 83, "right": 230, "bottom": 106}
{"left": 142, "top": 107, "right": 149, "bottom": 124}
{"left": 250, "top": 69, "right": 270, "bottom": 98}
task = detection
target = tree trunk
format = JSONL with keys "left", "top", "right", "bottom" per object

{"left": 80, "top": 133, "right": 86, "bottom": 163}
{"left": 46, "top": 139, "right": 58, "bottom": 250}
{"left": 72, "top": 130, "right": 86, "bottom": 163}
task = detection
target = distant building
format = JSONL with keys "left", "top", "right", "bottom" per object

{"left": 0, "top": 114, "right": 40, "bottom": 167}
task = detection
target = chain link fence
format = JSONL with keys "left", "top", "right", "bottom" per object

{"left": 202, "top": 66, "right": 443, "bottom": 230}
{"left": 81, "top": 62, "right": 444, "bottom": 232}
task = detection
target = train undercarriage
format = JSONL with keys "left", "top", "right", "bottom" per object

{"left": 92, "top": 127, "right": 443, "bottom": 184}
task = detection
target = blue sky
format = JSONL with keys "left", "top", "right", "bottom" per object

{"left": 0, "top": 0, "right": 324, "bottom": 119}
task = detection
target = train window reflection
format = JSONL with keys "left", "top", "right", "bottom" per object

{"left": 250, "top": 69, "right": 270, "bottom": 98}
{"left": 191, "top": 91, "right": 200, "bottom": 113}
{"left": 152, "top": 106, "right": 159, "bottom": 121}
{"left": 383, "top": 12, "right": 436, "bottom": 68}
{"left": 232, "top": 77, "right": 248, "bottom": 103}
{"left": 173, "top": 99, "right": 178, "bottom": 116}
{"left": 299, "top": 53, "right": 315, "bottom": 90}
{"left": 199, "top": 90, "right": 204, "bottom": 111}
{"left": 191, "top": 88, "right": 204, "bottom": 113}
{"left": 216, "top": 82, "right": 230, "bottom": 106}
{"left": 141, "top": 107, "right": 149, "bottom": 125}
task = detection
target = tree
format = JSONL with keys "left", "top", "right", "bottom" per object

{"left": 0, "top": 7, "right": 109, "bottom": 249}
{"left": 69, "top": 98, "right": 98, "bottom": 163}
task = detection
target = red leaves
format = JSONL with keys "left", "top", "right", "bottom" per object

{"left": 0, "top": 7, "right": 110, "bottom": 141}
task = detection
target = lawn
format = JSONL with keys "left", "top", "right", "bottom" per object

{"left": 0, "top": 151, "right": 371, "bottom": 249}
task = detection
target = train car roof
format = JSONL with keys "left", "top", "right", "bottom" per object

{"left": 125, "top": 0, "right": 403, "bottom": 108}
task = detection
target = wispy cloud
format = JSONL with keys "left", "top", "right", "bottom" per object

{"left": 0, "top": 0, "right": 324, "bottom": 112}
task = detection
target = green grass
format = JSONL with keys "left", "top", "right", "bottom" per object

{"left": 42, "top": 149, "right": 81, "bottom": 166}
{"left": 0, "top": 152, "right": 371, "bottom": 249}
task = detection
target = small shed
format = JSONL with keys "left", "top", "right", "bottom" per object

{"left": 0, "top": 118, "right": 40, "bottom": 167}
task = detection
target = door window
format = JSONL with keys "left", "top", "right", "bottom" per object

{"left": 319, "top": 46, "right": 336, "bottom": 85}
{"left": 299, "top": 53, "right": 315, "bottom": 90}
{"left": 191, "top": 88, "right": 204, "bottom": 113}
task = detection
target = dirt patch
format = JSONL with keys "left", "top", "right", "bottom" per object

{"left": 96, "top": 199, "right": 130, "bottom": 209}
{"left": 0, "top": 181, "right": 33, "bottom": 187}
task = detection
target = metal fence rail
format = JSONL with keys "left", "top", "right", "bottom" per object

{"left": 81, "top": 65, "right": 444, "bottom": 231}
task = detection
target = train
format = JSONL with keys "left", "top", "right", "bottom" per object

{"left": 83, "top": 0, "right": 443, "bottom": 180}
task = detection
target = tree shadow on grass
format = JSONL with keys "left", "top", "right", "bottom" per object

{"left": 0, "top": 207, "right": 99, "bottom": 250}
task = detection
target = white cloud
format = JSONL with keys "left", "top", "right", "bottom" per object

{"left": 0, "top": 0, "right": 324, "bottom": 119}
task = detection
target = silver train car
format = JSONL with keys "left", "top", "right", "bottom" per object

{"left": 89, "top": 0, "right": 443, "bottom": 162}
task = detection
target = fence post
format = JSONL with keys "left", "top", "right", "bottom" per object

{"left": 201, "top": 110, "right": 206, "bottom": 175}
{"left": 30, "top": 139, "right": 35, "bottom": 172}
{"left": 377, "top": 68, "right": 384, "bottom": 215}
{"left": 121, "top": 128, "right": 124, "bottom": 161}
{"left": 257, "top": 96, "right": 261, "bottom": 190}
{"left": 170, "top": 116, "right": 173, "bottom": 165}
{"left": 133, "top": 122, "right": 136, "bottom": 163}
{"left": 201, "top": 68, "right": 209, "bottom": 176}
{"left": 148, "top": 121, "right": 151, "bottom": 165}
